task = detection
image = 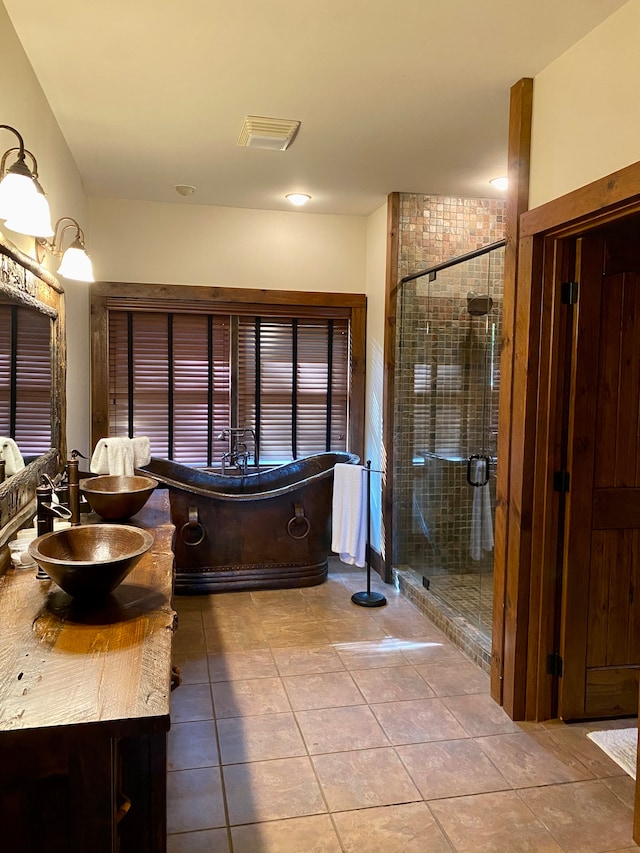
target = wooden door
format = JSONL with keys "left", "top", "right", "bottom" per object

{"left": 559, "top": 224, "right": 640, "bottom": 720}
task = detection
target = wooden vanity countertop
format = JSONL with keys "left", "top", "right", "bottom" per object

{"left": 0, "top": 490, "right": 175, "bottom": 736}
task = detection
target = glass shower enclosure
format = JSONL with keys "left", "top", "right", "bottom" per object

{"left": 393, "top": 241, "right": 505, "bottom": 642}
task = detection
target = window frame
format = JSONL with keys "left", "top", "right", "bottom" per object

{"left": 90, "top": 281, "right": 366, "bottom": 462}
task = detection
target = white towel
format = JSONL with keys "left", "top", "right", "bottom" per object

{"left": 131, "top": 436, "right": 151, "bottom": 468}
{"left": 331, "top": 463, "right": 367, "bottom": 567}
{"left": 470, "top": 458, "right": 494, "bottom": 561}
{"left": 0, "top": 438, "right": 25, "bottom": 476}
{"left": 90, "top": 437, "right": 135, "bottom": 476}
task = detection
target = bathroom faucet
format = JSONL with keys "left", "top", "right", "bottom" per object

{"left": 35, "top": 479, "right": 73, "bottom": 537}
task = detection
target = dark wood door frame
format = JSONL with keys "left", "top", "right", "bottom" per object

{"left": 494, "top": 159, "right": 640, "bottom": 720}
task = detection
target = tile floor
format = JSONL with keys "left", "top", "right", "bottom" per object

{"left": 167, "top": 559, "right": 639, "bottom": 852}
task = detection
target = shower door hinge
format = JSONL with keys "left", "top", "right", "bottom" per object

{"left": 546, "top": 652, "right": 564, "bottom": 677}
{"left": 553, "top": 470, "right": 570, "bottom": 493}
{"left": 561, "top": 281, "right": 579, "bottom": 305}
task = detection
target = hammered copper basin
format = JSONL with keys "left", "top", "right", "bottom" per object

{"left": 80, "top": 475, "right": 158, "bottom": 520}
{"left": 28, "top": 524, "right": 154, "bottom": 600}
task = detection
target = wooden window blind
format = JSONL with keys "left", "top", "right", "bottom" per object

{"left": 0, "top": 304, "right": 52, "bottom": 455}
{"left": 107, "top": 308, "right": 348, "bottom": 466}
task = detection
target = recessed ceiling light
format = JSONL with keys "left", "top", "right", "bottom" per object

{"left": 175, "top": 185, "right": 196, "bottom": 196}
{"left": 286, "top": 193, "right": 311, "bottom": 206}
{"left": 490, "top": 176, "right": 508, "bottom": 191}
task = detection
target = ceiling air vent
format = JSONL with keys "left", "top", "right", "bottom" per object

{"left": 237, "top": 116, "right": 301, "bottom": 151}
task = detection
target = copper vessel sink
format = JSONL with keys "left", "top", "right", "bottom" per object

{"left": 28, "top": 524, "right": 154, "bottom": 600}
{"left": 80, "top": 475, "right": 158, "bottom": 520}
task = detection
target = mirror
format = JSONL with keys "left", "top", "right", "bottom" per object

{"left": 0, "top": 235, "right": 66, "bottom": 545}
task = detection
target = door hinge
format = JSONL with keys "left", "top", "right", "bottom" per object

{"left": 561, "top": 281, "right": 579, "bottom": 304}
{"left": 553, "top": 470, "right": 570, "bottom": 492}
{"left": 546, "top": 652, "right": 564, "bottom": 677}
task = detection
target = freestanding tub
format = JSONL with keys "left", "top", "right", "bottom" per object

{"left": 140, "top": 452, "right": 359, "bottom": 593}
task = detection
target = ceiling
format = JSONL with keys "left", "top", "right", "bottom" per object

{"left": 4, "top": 0, "right": 629, "bottom": 216}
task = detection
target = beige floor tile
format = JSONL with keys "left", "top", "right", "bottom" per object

{"left": 333, "top": 637, "right": 412, "bottom": 669}
{"left": 350, "top": 665, "right": 435, "bottom": 703}
{"left": 172, "top": 652, "right": 210, "bottom": 685}
{"left": 255, "top": 599, "right": 319, "bottom": 624}
{"left": 519, "top": 779, "right": 636, "bottom": 851}
{"left": 311, "top": 747, "right": 421, "bottom": 811}
{"left": 272, "top": 644, "right": 345, "bottom": 676}
{"left": 476, "top": 731, "right": 594, "bottom": 787}
{"left": 545, "top": 721, "right": 629, "bottom": 778}
{"left": 416, "top": 659, "right": 490, "bottom": 696}
{"left": 322, "top": 618, "right": 388, "bottom": 644}
{"left": 217, "top": 712, "right": 306, "bottom": 763}
{"left": 396, "top": 738, "right": 509, "bottom": 800}
{"left": 212, "top": 676, "right": 291, "bottom": 718}
{"left": 167, "top": 767, "right": 226, "bottom": 834}
{"left": 602, "top": 773, "right": 636, "bottom": 809}
{"left": 223, "top": 756, "right": 326, "bottom": 824}
{"left": 174, "top": 609, "right": 204, "bottom": 629}
{"left": 296, "top": 704, "right": 390, "bottom": 754}
{"left": 173, "top": 595, "right": 205, "bottom": 614}
{"left": 395, "top": 637, "right": 466, "bottom": 665}
{"left": 200, "top": 597, "right": 258, "bottom": 622}
{"left": 371, "top": 697, "right": 468, "bottom": 745}
{"left": 429, "top": 790, "right": 564, "bottom": 852}
{"left": 443, "top": 692, "right": 531, "bottom": 736}
{"left": 170, "top": 682, "right": 214, "bottom": 724}
{"left": 381, "top": 612, "right": 445, "bottom": 638}
{"left": 172, "top": 625, "right": 206, "bottom": 656}
{"left": 231, "top": 814, "right": 342, "bottom": 852}
{"left": 251, "top": 588, "right": 308, "bottom": 605}
{"left": 263, "top": 620, "right": 331, "bottom": 648}
{"left": 207, "top": 648, "right": 277, "bottom": 682}
{"left": 283, "top": 670, "right": 365, "bottom": 710}
{"left": 168, "top": 720, "right": 219, "bottom": 771}
{"left": 332, "top": 802, "right": 454, "bottom": 852}
{"left": 204, "top": 622, "right": 268, "bottom": 653}
{"left": 167, "top": 828, "right": 230, "bottom": 853}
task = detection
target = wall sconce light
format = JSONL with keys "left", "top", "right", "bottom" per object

{"left": 0, "top": 125, "right": 54, "bottom": 238}
{"left": 37, "top": 217, "right": 94, "bottom": 282}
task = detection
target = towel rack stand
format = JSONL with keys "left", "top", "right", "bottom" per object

{"left": 351, "top": 460, "right": 387, "bottom": 608}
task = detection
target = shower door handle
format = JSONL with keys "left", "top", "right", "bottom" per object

{"left": 467, "top": 455, "right": 490, "bottom": 487}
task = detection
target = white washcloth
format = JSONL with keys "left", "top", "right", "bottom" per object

{"left": 470, "top": 458, "right": 494, "bottom": 561}
{"left": 131, "top": 436, "right": 151, "bottom": 468}
{"left": 331, "top": 463, "right": 367, "bottom": 567}
{"left": 90, "top": 437, "right": 135, "bottom": 476}
{"left": 0, "top": 437, "right": 25, "bottom": 476}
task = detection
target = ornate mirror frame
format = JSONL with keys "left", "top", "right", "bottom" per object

{"left": 0, "top": 235, "right": 66, "bottom": 549}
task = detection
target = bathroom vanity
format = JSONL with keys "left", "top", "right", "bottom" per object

{"left": 0, "top": 492, "right": 176, "bottom": 853}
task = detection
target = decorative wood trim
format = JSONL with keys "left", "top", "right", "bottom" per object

{"left": 492, "top": 78, "right": 533, "bottom": 715}
{"left": 0, "top": 237, "right": 65, "bottom": 546}
{"left": 381, "top": 193, "right": 400, "bottom": 581}
{"left": 505, "top": 156, "right": 640, "bottom": 721}
{"left": 90, "top": 282, "right": 366, "bottom": 461}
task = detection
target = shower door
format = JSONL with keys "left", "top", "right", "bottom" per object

{"left": 394, "top": 243, "right": 504, "bottom": 639}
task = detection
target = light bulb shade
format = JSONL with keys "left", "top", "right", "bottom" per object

{"left": 0, "top": 170, "right": 38, "bottom": 221}
{"left": 57, "top": 243, "right": 94, "bottom": 282}
{"left": 4, "top": 188, "right": 54, "bottom": 238}
{"left": 286, "top": 193, "right": 311, "bottom": 206}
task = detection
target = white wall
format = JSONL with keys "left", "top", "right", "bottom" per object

{"left": 0, "top": 1, "right": 90, "bottom": 456}
{"left": 530, "top": 0, "right": 640, "bottom": 208}
{"left": 88, "top": 198, "right": 366, "bottom": 292}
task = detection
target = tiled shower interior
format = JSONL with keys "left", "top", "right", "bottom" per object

{"left": 392, "top": 195, "right": 506, "bottom": 666}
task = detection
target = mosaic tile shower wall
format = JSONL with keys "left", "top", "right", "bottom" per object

{"left": 394, "top": 195, "right": 505, "bottom": 631}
